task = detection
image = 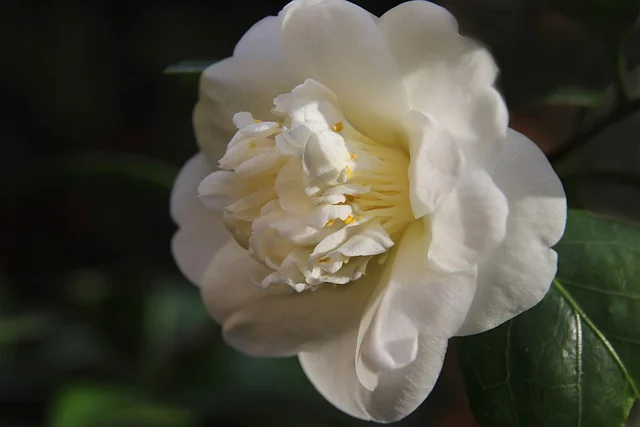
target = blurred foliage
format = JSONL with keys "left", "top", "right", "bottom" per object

{"left": 1, "top": 0, "right": 640, "bottom": 426}
{"left": 551, "top": 0, "right": 640, "bottom": 45}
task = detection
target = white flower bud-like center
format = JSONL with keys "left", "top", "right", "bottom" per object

{"left": 198, "top": 79, "right": 413, "bottom": 292}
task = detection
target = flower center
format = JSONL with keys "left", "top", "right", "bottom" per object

{"left": 199, "top": 79, "right": 413, "bottom": 292}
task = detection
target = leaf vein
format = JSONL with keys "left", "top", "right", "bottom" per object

{"left": 606, "top": 334, "right": 640, "bottom": 346}
{"left": 575, "top": 310, "right": 583, "bottom": 427}
{"left": 554, "top": 280, "right": 640, "bottom": 398}
{"left": 505, "top": 321, "right": 521, "bottom": 427}
{"left": 562, "top": 280, "right": 640, "bottom": 300}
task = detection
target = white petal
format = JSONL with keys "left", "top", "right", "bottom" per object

{"left": 171, "top": 155, "right": 230, "bottom": 285}
{"left": 428, "top": 169, "right": 509, "bottom": 273}
{"left": 457, "top": 130, "right": 566, "bottom": 335}
{"left": 201, "top": 239, "right": 376, "bottom": 356}
{"left": 172, "top": 220, "right": 228, "bottom": 286}
{"left": 310, "top": 222, "right": 363, "bottom": 257}
{"left": 379, "top": 1, "right": 508, "bottom": 140}
{"left": 195, "top": 56, "right": 294, "bottom": 163}
{"left": 404, "top": 110, "right": 462, "bottom": 218}
{"left": 275, "top": 159, "right": 314, "bottom": 214}
{"left": 335, "top": 222, "right": 394, "bottom": 257}
{"left": 280, "top": 0, "right": 409, "bottom": 142}
{"left": 233, "top": 16, "right": 283, "bottom": 60}
{"left": 170, "top": 154, "right": 212, "bottom": 226}
{"left": 299, "top": 327, "right": 447, "bottom": 422}
{"left": 197, "top": 170, "right": 238, "bottom": 211}
{"left": 355, "top": 221, "right": 476, "bottom": 391}
{"left": 268, "top": 210, "right": 331, "bottom": 245}
{"left": 302, "top": 129, "right": 351, "bottom": 182}
{"left": 234, "top": 151, "right": 282, "bottom": 178}
{"left": 225, "top": 189, "right": 276, "bottom": 221}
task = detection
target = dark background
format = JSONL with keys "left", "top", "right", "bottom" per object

{"left": 2, "top": 0, "right": 639, "bottom": 426}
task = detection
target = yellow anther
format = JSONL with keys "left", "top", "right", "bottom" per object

{"left": 344, "top": 215, "right": 356, "bottom": 224}
{"left": 253, "top": 119, "right": 262, "bottom": 123}
{"left": 331, "top": 122, "right": 344, "bottom": 132}
{"left": 345, "top": 165, "right": 352, "bottom": 179}
{"left": 350, "top": 153, "right": 358, "bottom": 160}
{"left": 249, "top": 142, "right": 256, "bottom": 148}
{"left": 325, "top": 219, "right": 335, "bottom": 227}
{"left": 320, "top": 257, "right": 330, "bottom": 263}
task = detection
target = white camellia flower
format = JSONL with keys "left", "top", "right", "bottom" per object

{"left": 171, "top": 0, "right": 567, "bottom": 422}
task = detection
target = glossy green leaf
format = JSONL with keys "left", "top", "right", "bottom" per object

{"left": 457, "top": 210, "right": 640, "bottom": 427}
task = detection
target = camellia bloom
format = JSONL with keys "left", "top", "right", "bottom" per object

{"left": 171, "top": 0, "right": 567, "bottom": 422}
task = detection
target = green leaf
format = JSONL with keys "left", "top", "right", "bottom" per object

{"left": 541, "top": 88, "right": 605, "bottom": 108}
{"left": 457, "top": 210, "right": 640, "bottom": 427}
{"left": 49, "top": 382, "right": 195, "bottom": 427}
{"left": 164, "top": 60, "right": 215, "bottom": 75}
{"left": 550, "top": 0, "right": 640, "bottom": 44}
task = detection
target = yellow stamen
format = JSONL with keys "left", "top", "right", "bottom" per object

{"left": 331, "top": 122, "right": 344, "bottom": 132}
{"left": 345, "top": 165, "right": 352, "bottom": 179}
{"left": 320, "top": 257, "right": 330, "bottom": 263}
{"left": 325, "top": 219, "right": 335, "bottom": 227}
{"left": 249, "top": 142, "right": 256, "bottom": 148}
{"left": 350, "top": 153, "right": 358, "bottom": 160}
{"left": 344, "top": 215, "right": 356, "bottom": 224}
{"left": 253, "top": 119, "right": 262, "bottom": 123}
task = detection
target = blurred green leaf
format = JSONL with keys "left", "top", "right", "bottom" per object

{"left": 143, "top": 284, "right": 209, "bottom": 371}
{"left": 458, "top": 210, "right": 640, "bottom": 427}
{"left": 4, "top": 151, "right": 178, "bottom": 199}
{"left": 49, "top": 383, "right": 195, "bottom": 427}
{"left": 65, "top": 269, "right": 112, "bottom": 307}
{"left": 0, "top": 313, "right": 52, "bottom": 345}
{"left": 551, "top": 0, "right": 640, "bottom": 44}
{"left": 164, "top": 60, "right": 215, "bottom": 75}
{"left": 57, "top": 152, "right": 178, "bottom": 191}
{"left": 561, "top": 171, "right": 640, "bottom": 189}
{"left": 542, "top": 88, "right": 605, "bottom": 107}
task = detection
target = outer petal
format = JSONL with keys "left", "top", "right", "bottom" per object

{"left": 355, "top": 221, "right": 476, "bottom": 391}
{"left": 299, "top": 327, "right": 447, "bottom": 423}
{"left": 404, "top": 110, "right": 462, "bottom": 219}
{"left": 170, "top": 154, "right": 229, "bottom": 285}
{"left": 457, "top": 130, "right": 566, "bottom": 335}
{"left": 378, "top": 1, "right": 508, "bottom": 140}
{"left": 428, "top": 168, "right": 509, "bottom": 273}
{"left": 201, "top": 239, "right": 377, "bottom": 356}
{"left": 233, "top": 16, "right": 283, "bottom": 60}
{"left": 280, "top": 0, "right": 409, "bottom": 143}
{"left": 195, "top": 56, "right": 295, "bottom": 164}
